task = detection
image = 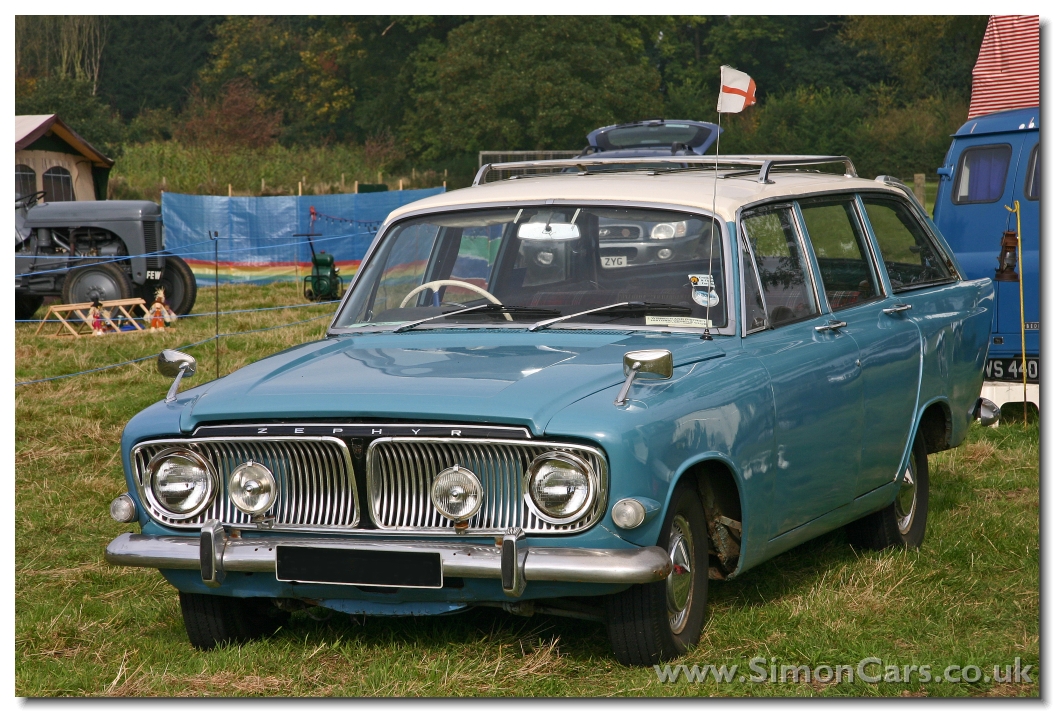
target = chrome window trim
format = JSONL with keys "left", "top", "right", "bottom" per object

{"left": 328, "top": 199, "right": 737, "bottom": 338}
{"left": 365, "top": 437, "right": 609, "bottom": 535}
{"left": 737, "top": 208, "right": 771, "bottom": 336}
{"left": 131, "top": 436, "right": 360, "bottom": 531}
{"left": 789, "top": 202, "right": 824, "bottom": 316}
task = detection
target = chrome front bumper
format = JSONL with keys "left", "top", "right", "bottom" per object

{"left": 105, "top": 524, "right": 672, "bottom": 597}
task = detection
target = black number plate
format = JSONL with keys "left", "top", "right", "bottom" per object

{"left": 985, "top": 357, "right": 1039, "bottom": 383}
{"left": 275, "top": 547, "right": 443, "bottom": 589}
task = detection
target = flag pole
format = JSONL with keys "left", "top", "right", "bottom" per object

{"left": 702, "top": 110, "right": 722, "bottom": 341}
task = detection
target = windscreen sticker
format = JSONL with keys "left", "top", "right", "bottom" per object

{"left": 646, "top": 316, "right": 713, "bottom": 328}
{"left": 689, "top": 274, "right": 720, "bottom": 307}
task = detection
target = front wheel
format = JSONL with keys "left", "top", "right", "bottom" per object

{"left": 61, "top": 262, "right": 133, "bottom": 305}
{"left": 845, "top": 434, "right": 929, "bottom": 549}
{"left": 179, "top": 592, "right": 290, "bottom": 650}
{"left": 605, "top": 482, "right": 709, "bottom": 666}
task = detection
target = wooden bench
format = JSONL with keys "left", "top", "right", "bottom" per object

{"left": 34, "top": 298, "right": 151, "bottom": 338}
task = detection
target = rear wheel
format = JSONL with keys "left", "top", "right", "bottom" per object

{"left": 606, "top": 482, "right": 709, "bottom": 666}
{"left": 158, "top": 254, "right": 197, "bottom": 315}
{"left": 15, "top": 292, "right": 43, "bottom": 320}
{"left": 846, "top": 434, "right": 929, "bottom": 549}
{"left": 61, "top": 262, "right": 133, "bottom": 304}
{"left": 179, "top": 592, "right": 290, "bottom": 650}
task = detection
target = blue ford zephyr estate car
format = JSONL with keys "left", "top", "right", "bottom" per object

{"left": 106, "top": 154, "right": 995, "bottom": 666}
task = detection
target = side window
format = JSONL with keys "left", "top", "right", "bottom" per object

{"left": 740, "top": 240, "right": 767, "bottom": 332}
{"left": 862, "top": 196, "right": 954, "bottom": 292}
{"left": 740, "top": 206, "right": 818, "bottom": 328}
{"left": 1025, "top": 143, "right": 1040, "bottom": 201}
{"left": 953, "top": 144, "right": 1011, "bottom": 204}
{"left": 798, "top": 198, "right": 881, "bottom": 311}
{"left": 42, "top": 167, "right": 74, "bottom": 202}
{"left": 15, "top": 164, "right": 36, "bottom": 199}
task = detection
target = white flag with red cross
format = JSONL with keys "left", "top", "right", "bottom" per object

{"left": 716, "top": 66, "right": 757, "bottom": 113}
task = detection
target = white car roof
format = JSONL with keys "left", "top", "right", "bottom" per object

{"left": 388, "top": 168, "right": 904, "bottom": 224}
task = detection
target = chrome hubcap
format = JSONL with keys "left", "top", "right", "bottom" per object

{"left": 895, "top": 457, "right": 917, "bottom": 535}
{"left": 666, "top": 514, "right": 694, "bottom": 634}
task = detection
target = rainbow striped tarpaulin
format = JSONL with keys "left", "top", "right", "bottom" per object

{"left": 161, "top": 189, "right": 445, "bottom": 285}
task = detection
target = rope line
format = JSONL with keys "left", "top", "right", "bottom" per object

{"left": 18, "top": 229, "right": 370, "bottom": 276}
{"left": 14, "top": 313, "right": 333, "bottom": 387}
{"left": 15, "top": 299, "right": 340, "bottom": 324}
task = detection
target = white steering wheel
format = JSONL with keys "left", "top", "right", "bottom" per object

{"left": 400, "top": 279, "right": 511, "bottom": 320}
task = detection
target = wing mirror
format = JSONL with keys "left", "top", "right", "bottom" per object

{"left": 517, "top": 221, "right": 581, "bottom": 241}
{"left": 158, "top": 349, "right": 197, "bottom": 403}
{"left": 614, "top": 349, "right": 673, "bottom": 406}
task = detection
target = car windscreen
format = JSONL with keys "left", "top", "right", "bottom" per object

{"left": 334, "top": 206, "right": 728, "bottom": 331}
{"left": 593, "top": 123, "right": 715, "bottom": 151}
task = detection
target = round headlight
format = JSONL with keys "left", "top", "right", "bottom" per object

{"left": 229, "top": 460, "right": 277, "bottom": 516}
{"left": 431, "top": 465, "right": 484, "bottom": 522}
{"left": 524, "top": 451, "right": 596, "bottom": 524}
{"left": 146, "top": 448, "right": 216, "bottom": 519}
{"left": 611, "top": 498, "right": 646, "bottom": 529}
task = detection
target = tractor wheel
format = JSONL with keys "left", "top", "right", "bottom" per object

{"left": 61, "top": 262, "right": 133, "bottom": 305}
{"left": 158, "top": 254, "right": 197, "bottom": 315}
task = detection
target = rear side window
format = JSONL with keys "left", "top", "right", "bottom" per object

{"left": 953, "top": 145, "right": 1011, "bottom": 204}
{"left": 862, "top": 197, "right": 954, "bottom": 292}
{"left": 1025, "top": 143, "right": 1040, "bottom": 201}
{"left": 798, "top": 198, "right": 881, "bottom": 311}
{"left": 740, "top": 206, "right": 819, "bottom": 328}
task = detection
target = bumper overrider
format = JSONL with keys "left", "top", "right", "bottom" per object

{"left": 105, "top": 521, "right": 673, "bottom": 597}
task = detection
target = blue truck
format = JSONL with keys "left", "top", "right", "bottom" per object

{"left": 932, "top": 106, "right": 1039, "bottom": 415}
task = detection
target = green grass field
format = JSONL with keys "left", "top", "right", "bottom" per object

{"left": 15, "top": 283, "right": 1037, "bottom": 697}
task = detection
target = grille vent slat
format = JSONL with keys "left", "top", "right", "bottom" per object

{"left": 367, "top": 439, "right": 608, "bottom": 534}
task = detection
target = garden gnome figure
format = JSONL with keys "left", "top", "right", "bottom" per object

{"left": 149, "top": 287, "right": 168, "bottom": 332}
{"left": 89, "top": 298, "right": 105, "bottom": 336}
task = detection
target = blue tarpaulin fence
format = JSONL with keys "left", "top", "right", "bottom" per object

{"left": 161, "top": 189, "right": 444, "bottom": 284}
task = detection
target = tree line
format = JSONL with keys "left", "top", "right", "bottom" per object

{"left": 15, "top": 15, "right": 987, "bottom": 184}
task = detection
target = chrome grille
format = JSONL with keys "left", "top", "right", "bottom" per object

{"left": 367, "top": 438, "right": 608, "bottom": 534}
{"left": 132, "top": 437, "right": 358, "bottom": 530}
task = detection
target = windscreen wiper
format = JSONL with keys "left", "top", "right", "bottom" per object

{"left": 528, "top": 301, "right": 692, "bottom": 332}
{"left": 394, "top": 303, "right": 560, "bottom": 333}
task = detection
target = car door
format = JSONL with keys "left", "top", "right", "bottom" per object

{"left": 739, "top": 203, "right": 863, "bottom": 537}
{"left": 859, "top": 193, "right": 962, "bottom": 468}
{"left": 797, "top": 195, "right": 922, "bottom": 498}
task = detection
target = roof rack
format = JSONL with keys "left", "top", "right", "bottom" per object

{"left": 472, "top": 154, "right": 857, "bottom": 187}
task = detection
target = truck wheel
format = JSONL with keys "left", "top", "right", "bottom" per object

{"left": 179, "top": 592, "right": 290, "bottom": 650}
{"left": 605, "top": 482, "right": 709, "bottom": 666}
{"left": 61, "top": 262, "right": 133, "bottom": 305}
{"left": 15, "top": 292, "right": 43, "bottom": 320}
{"left": 845, "top": 434, "right": 929, "bottom": 550}
{"left": 158, "top": 254, "right": 197, "bottom": 315}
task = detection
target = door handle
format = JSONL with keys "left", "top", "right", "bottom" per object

{"left": 815, "top": 320, "right": 848, "bottom": 332}
{"left": 882, "top": 303, "right": 912, "bottom": 315}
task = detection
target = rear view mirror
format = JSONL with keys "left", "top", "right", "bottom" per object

{"left": 517, "top": 222, "right": 581, "bottom": 241}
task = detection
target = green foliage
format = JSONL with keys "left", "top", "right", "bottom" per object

{"left": 403, "top": 16, "right": 663, "bottom": 161}
{"left": 98, "top": 16, "right": 222, "bottom": 120}
{"left": 15, "top": 76, "right": 125, "bottom": 158}
{"left": 719, "top": 88, "right": 968, "bottom": 177}
{"left": 109, "top": 140, "right": 374, "bottom": 200}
